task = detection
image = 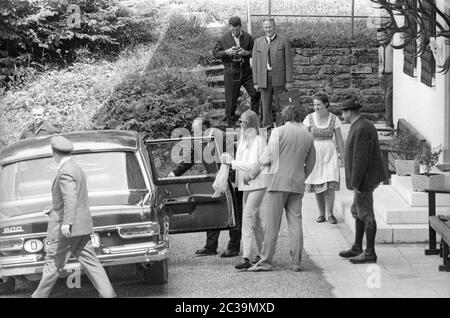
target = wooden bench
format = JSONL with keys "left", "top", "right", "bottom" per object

{"left": 429, "top": 215, "right": 450, "bottom": 272}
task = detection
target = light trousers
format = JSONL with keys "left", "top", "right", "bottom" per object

{"left": 257, "top": 191, "right": 304, "bottom": 269}
{"left": 32, "top": 235, "right": 116, "bottom": 298}
{"left": 241, "top": 188, "right": 266, "bottom": 260}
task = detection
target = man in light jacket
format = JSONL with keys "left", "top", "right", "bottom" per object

{"left": 252, "top": 18, "right": 293, "bottom": 128}
{"left": 246, "top": 106, "right": 316, "bottom": 272}
{"left": 32, "top": 136, "right": 116, "bottom": 298}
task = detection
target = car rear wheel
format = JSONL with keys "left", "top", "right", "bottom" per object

{"left": 0, "top": 277, "right": 16, "bottom": 295}
{"left": 143, "top": 259, "right": 168, "bottom": 285}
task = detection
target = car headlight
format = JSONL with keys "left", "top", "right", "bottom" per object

{"left": 23, "top": 239, "right": 44, "bottom": 253}
{"left": 0, "top": 238, "right": 24, "bottom": 252}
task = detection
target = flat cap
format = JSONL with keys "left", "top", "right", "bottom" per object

{"left": 50, "top": 136, "right": 73, "bottom": 153}
{"left": 338, "top": 95, "right": 362, "bottom": 111}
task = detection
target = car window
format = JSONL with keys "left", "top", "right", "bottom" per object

{"left": 148, "top": 139, "right": 219, "bottom": 180}
{"left": 0, "top": 152, "right": 146, "bottom": 203}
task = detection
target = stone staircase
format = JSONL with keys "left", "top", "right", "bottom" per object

{"left": 203, "top": 60, "right": 252, "bottom": 128}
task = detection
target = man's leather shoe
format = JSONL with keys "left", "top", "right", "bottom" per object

{"left": 235, "top": 258, "right": 252, "bottom": 270}
{"left": 290, "top": 265, "right": 302, "bottom": 272}
{"left": 316, "top": 215, "right": 326, "bottom": 223}
{"left": 220, "top": 250, "right": 239, "bottom": 258}
{"left": 195, "top": 248, "right": 217, "bottom": 256}
{"left": 252, "top": 255, "right": 261, "bottom": 264}
{"left": 339, "top": 246, "right": 363, "bottom": 258}
{"left": 247, "top": 264, "right": 271, "bottom": 272}
{"left": 328, "top": 215, "right": 337, "bottom": 224}
{"left": 349, "top": 253, "right": 377, "bottom": 264}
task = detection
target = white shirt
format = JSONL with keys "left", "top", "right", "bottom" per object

{"left": 232, "top": 32, "right": 241, "bottom": 47}
{"left": 57, "top": 156, "right": 72, "bottom": 171}
{"left": 231, "top": 133, "right": 268, "bottom": 191}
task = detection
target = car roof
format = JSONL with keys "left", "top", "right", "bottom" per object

{"left": 0, "top": 130, "right": 140, "bottom": 165}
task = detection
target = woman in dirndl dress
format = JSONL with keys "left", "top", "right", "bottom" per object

{"left": 303, "top": 93, "right": 345, "bottom": 224}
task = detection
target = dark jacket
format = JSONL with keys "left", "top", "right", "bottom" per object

{"left": 19, "top": 121, "right": 59, "bottom": 140}
{"left": 252, "top": 34, "right": 293, "bottom": 88}
{"left": 345, "top": 117, "right": 388, "bottom": 191}
{"left": 47, "top": 159, "right": 93, "bottom": 239}
{"left": 173, "top": 128, "right": 237, "bottom": 182}
{"left": 213, "top": 30, "right": 254, "bottom": 69}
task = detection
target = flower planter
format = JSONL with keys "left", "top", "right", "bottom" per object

{"left": 411, "top": 173, "right": 446, "bottom": 192}
{"left": 395, "top": 159, "right": 420, "bottom": 176}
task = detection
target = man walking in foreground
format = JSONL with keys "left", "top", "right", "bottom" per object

{"left": 32, "top": 136, "right": 116, "bottom": 298}
{"left": 338, "top": 96, "right": 388, "bottom": 264}
{"left": 246, "top": 106, "right": 316, "bottom": 272}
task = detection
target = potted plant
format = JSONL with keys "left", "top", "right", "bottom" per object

{"left": 411, "top": 145, "right": 445, "bottom": 191}
{"left": 391, "top": 129, "right": 424, "bottom": 176}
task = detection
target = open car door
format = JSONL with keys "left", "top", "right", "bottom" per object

{"left": 145, "top": 136, "right": 237, "bottom": 234}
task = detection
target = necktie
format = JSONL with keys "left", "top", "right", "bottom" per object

{"left": 268, "top": 38, "right": 271, "bottom": 68}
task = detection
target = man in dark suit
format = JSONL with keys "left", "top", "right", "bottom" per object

{"left": 213, "top": 16, "right": 260, "bottom": 126}
{"left": 252, "top": 18, "right": 293, "bottom": 128}
{"left": 18, "top": 106, "right": 59, "bottom": 140}
{"left": 168, "top": 117, "right": 243, "bottom": 258}
{"left": 32, "top": 136, "right": 116, "bottom": 298}
{"left": 338, "top": 96, "right": 388, "bottom": 264}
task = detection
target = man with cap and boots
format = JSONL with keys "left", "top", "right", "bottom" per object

{"left": 32, "top": 136, "right": 116, "bottom": 298}
{"left": 213, "top": 16, "right": 260, "bottom": 127}
{"left": 338, "top": 95, "right": 388, "bottom": 264}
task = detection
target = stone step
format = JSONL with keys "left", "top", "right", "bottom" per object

{"left": 210, "top": 99, "right": 225, "bottom": 109}
{"left": 391, "top": 174, "right": 450, "bottom": 207}
{"left": 206, "top": 75, "right": 224, "bottom": 87}
{"left": 372, "top": 184, "right": 449, "bottom": 224}
{"left": 205, "top": 64, "right": 224, "bottom": 77}
{"left": 334, "top": 188, "right": 430, "bottom": 243}
{"left": 208, "top": 87, "right": 225, "bottom": 100}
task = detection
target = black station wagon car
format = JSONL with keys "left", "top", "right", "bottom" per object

{"left": 0, "top": 130, "right": 237, "bottom": 294}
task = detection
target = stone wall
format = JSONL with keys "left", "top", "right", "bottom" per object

{"left": 285, "top": 47, "right": 385, "bottom": 121}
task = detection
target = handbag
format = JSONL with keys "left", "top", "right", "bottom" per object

{"left": 212, "top": 164, "right": 230, "bottom": 198}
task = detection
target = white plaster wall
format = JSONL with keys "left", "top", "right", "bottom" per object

{"left": 392, "top": 0, "right": 449, "bottom": 152}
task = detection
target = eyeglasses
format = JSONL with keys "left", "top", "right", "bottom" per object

{"left": 238, "top": 120, "right": 248, "bottom": 124}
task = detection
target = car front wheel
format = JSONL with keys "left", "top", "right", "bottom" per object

{"left": 0, "top": 277, "right": 16, "bottom": 295}
{"left": 143, "top": 259, "right": 168, "bottom": 285}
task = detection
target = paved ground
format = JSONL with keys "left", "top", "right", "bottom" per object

{"left": 4, "top": 193, "right": 450, "bottom": 298}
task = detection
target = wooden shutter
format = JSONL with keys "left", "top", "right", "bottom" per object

{"left": 420, "top": 0, "right": 436, "bottom": 87}
{"left": 403, "top": 0, "right": 417, "bottom": 77}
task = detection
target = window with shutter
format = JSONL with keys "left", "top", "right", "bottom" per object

{"left": 420, "top": 0, "right": 436, "bottom": 87}
{"left": 403, "top": 0, "right": 417, "bottom": 77}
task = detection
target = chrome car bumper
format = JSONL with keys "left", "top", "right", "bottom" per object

{"left": 0, "top": 241, "right": 169, "bottom": 277}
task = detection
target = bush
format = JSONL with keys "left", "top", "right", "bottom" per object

{"left": 0, "top": 0, "right": 157, "bottom": 88}
{"left": 419, "top": 145, "right": 443, "bottom": 175}
{"left": 148, "top": 14, "right": 215, "bottom": 70}
{"left": 0, "top": 59, "right": 119, "bottom": 150}
{"left": 93, "top": 67, "right": 214, "bottom": 139}
{"left": 391, "top": 129, "right": 425, "bottom": 160}
{"left": 251, "top": 19, "right": 378, "bottom": 48}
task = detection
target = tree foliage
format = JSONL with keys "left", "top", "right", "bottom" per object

{"left": 0, "top": 0, "right": 156, "bottom": 88}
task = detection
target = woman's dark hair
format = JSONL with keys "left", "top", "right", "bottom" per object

{"left": 313, "top": 92, "right": 330, "bottom": 108}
